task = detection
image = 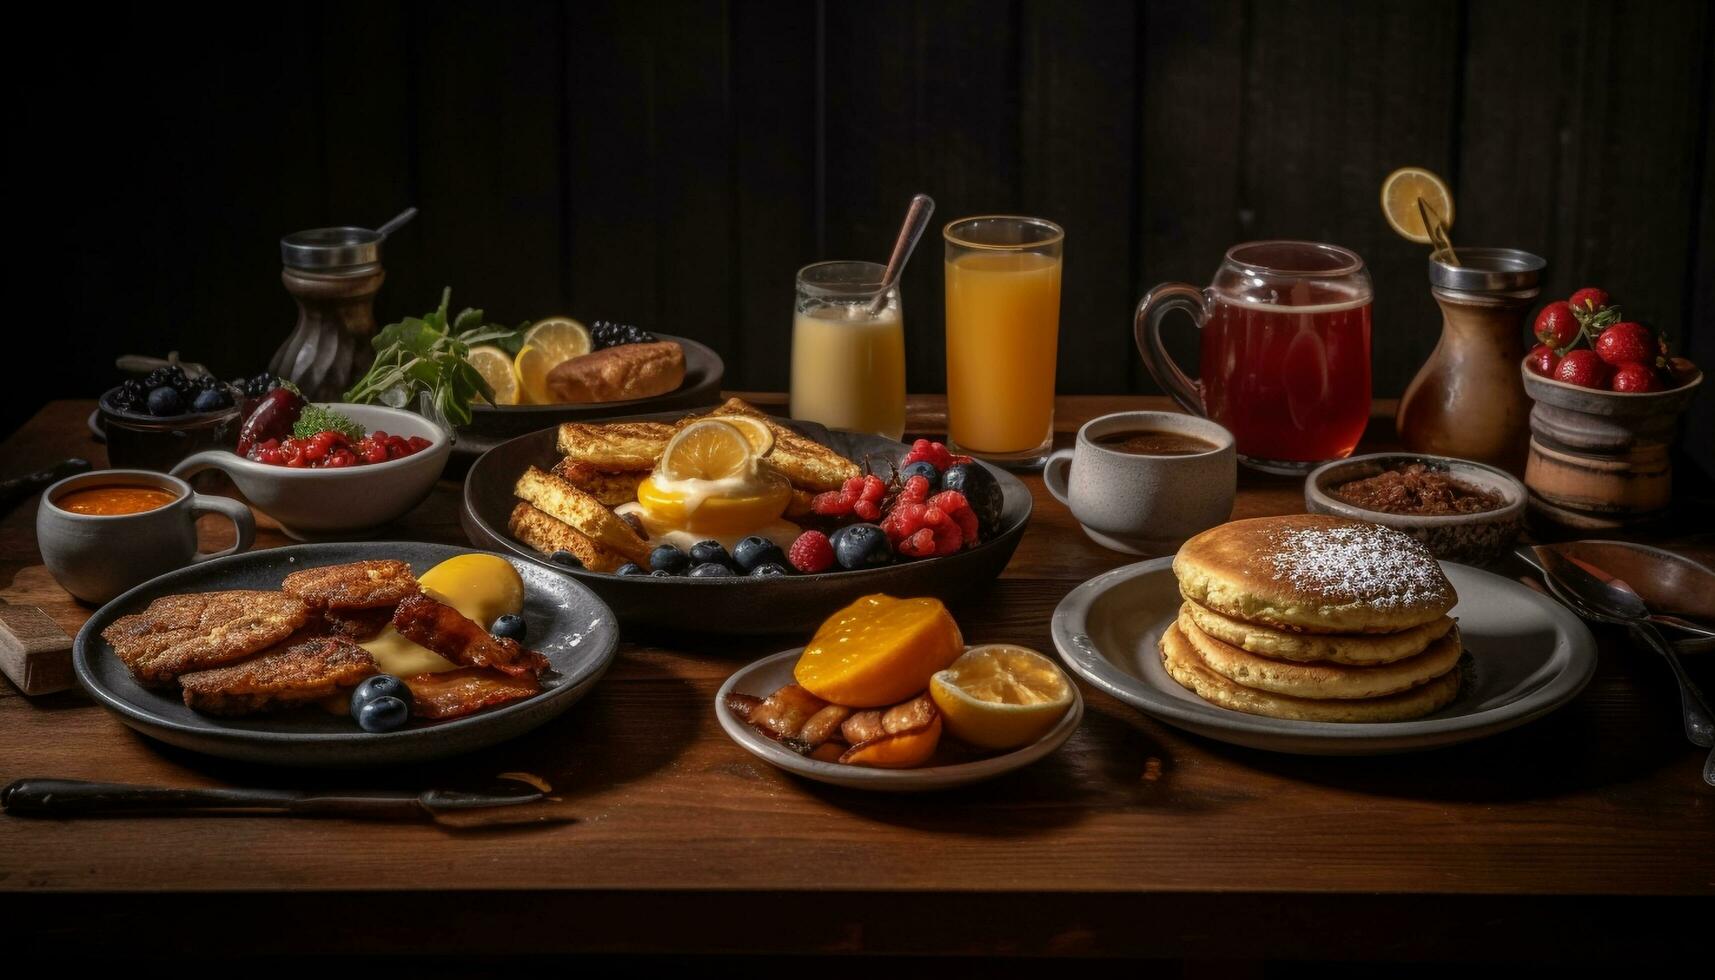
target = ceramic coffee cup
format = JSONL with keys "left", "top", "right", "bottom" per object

{"left": 1043, "top": 411, "right": 1236, "bottom": 555}
{"left": 37, "top": 470, "right": 254, "bottom": 604}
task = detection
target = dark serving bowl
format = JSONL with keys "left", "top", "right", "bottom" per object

{"left": 94, "top": 384, "right": 246, "bottom": 472}
{"left": 460, "top": 412, "right": 1033, "bottom": 635}
{"left": 1304, "top": 452, "right": 1526, "bottom": 566}
{"left": 452, "top": 334, "right": 724, "bottom": 461}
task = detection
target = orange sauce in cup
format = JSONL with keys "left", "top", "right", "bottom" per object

{"left": 55, "top": 485, "right": 179, "bottom": 516}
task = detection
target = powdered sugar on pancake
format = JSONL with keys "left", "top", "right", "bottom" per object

{"left": 1264, "top": 522, "right": 1451, "bottom": 608}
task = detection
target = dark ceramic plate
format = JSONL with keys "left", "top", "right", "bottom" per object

{"left": 460, "top": 413, "right": 1033, "bottom": 635}
{"left": 73, "top": 542, "right": 620, "bottom": 768}
{"left": 453, "top": 334, "right": 724, "bottom": 460}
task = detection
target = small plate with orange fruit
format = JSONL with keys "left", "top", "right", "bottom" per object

{"left": 716, "top": 594, "right": 1083, "bottom": 790}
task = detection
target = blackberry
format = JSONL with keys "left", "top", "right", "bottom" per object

{"left": 111, "top": 379, "right": 147, "bottom": 412}
{"left": 589, "top": 320, "right": 657, "bottom": 349}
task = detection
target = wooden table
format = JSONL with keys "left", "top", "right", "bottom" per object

{"left": 2, "top": 397, "right": 1710, "bottom": 964}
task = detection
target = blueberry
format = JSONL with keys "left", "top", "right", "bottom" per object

{"left": 650, "top": 568, "right": 673, "bottom": 577}
{"left": 687, "top": 562, "right": 734, "bottom": 577}
{"left": 616, "top": 562, "right": 646, "bottom": 576}
{"left": 190, "top": 387, "right": 230, "bottom": 413}
{"left": 732, "top": 535, "right": 786, "bottom": 572}
{"left": 356, "top": 695, "right": 410, "bottom": 733}
{"left": 942, "top": 463, "right": 1003, "bottom": 536}
{"left": 491, "top": 613, "right": 526, "bottom": 641}
{"left": 549, "top": 549, "right": 582, "bottom": 568}
{"left": 689, "top": 540, "right": 734, "bottom": 569}
{"left": 350, "top": 674, "right": 412, "bottom": 722}
{"left": 833, "top": 523, "right": 892, "bottom": 569}
{"left": 146, "top": 386, "right": 183, "bottom": 416}
{"left": 901, "top": 460, "right": 942, "bottom": 491}
{"left": 749, "top": 562, "right": 790, "bottom": 578}
{"left": 649, "top": 544, "right": 690, "bottom": 574}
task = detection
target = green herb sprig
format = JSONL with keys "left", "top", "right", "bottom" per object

{"left": 343, "top": 288, "right": 521, "bottom": 430}
{"left": 291, "top": 404, "right": 365, "bottom": 441}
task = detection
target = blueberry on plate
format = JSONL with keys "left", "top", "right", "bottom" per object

{"left": 650, "top": 568, "right": 673, "bottom": 577}
{"left": 190, "top": 387, "right": 231, "bottom": 413}
{"left": 649, "top": 544, "right": 689, "bottom": 574}
{"left": 689, "top": 540, "right": 734, "bottom": 569}
{"left": 350, "top": 674, "right": 413, "bottom": 724}
{"left": 616, "top": 562, "right": 646, "bottom": 576}
{"left": 146, "top": 386, "right": 183, "bottom": 416}
{"left": 732, "top": 535, "right": 786, "bottom": 572}
{"left": 749, "top": 562, "right": 790, "bottom": 577}
{"left": 687, "top": 562, "right": 734, "bottom": 577}
{"left": 355, "top": 695, "right": 410, "bottom": 733}
{"left": 901, "top": 460, "right": 941, "bottom": 491}
{"left": 491, "top": 613, "right": 526, "bottom": 641}
{"left": 942, "top": 463, "right": 1003, "bottom": 537}
{"left": 549, "top": 549, "right": 582, "bottom": 568}
{"left": 833, "top": 523, "right": 892, "bottom": 570}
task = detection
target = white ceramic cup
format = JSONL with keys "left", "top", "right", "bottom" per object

{"left": 1042, "top": 411, "right": 1236, "bottom": 555}
{"left": 37, "top": 470, "right": 254, "bottom": 604}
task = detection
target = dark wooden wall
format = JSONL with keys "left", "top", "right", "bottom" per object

{"left": 13, "top": 0, "right": 1714, "bottom": 463}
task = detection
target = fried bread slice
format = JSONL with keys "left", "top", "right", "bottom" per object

{"left": 283, "top": 560, "right": 420, "bottom": 610}
{"left": 102, "top": 590, "right": 310, "bottom": 686}
{"left": 405, "top": 667, "right": 540, "bottom": 720}
{"left": 513, "top": 465, "right": 651, "bottom": 566}
{"left": 392, "top": 593, "right": 551, "bottom": 678}
{"left": 178, "top": 635, "right": 378, "bottom": 716}
{"left": 507, "top": 502, "right": 629, "bottom": 573}
{"left": 707, "top": 398, "right": 859, "bottom": 491}
{"left": 554, "top": 421, "right": 674, "bottom": 471}
{"left": 548, "top": 459, "right": 647, "bottom": 506}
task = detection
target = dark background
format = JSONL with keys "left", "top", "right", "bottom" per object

{"left": 12, "top": 0, "right": 1714, "bottom": 468}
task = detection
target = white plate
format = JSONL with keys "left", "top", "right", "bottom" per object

{"left": 715, "top": 648, "right": 1084, "bottom": 791}
{"left": 1051, "top": 558, "right": 1597, "bottom": 755}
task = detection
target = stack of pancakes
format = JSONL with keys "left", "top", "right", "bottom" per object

{"left": 1161, "top": 514, "right": 1464, "bottom": 722}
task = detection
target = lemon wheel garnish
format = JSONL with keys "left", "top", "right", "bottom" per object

{"left": 1380, "top": 166, "right": 1454, "bottom": 245}
{"left": 929, "top": 644, "right": 1073, "bottom": 750}
{"left": 514, "top": 345, "right": 557, "bottom": 405}
{"left": 467, "top": 345, "right": 520, "bottom": 406}
{"left": 522, "top": 316, "right": 592, "bottom": 363}
{"left": 659, "top": 419, "right": 757, "bottom": 481}
{"left": 713, "top": 414, "right": 775, "bottom": 456}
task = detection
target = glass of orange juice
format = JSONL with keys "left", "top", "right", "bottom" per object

{"left": 790, "top": 261, "right": 907, "bottom": 441}
{"left": 943, "top": 216, "right": 1064, "bottom": 467}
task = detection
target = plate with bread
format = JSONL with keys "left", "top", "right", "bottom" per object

{"left": 73, "top": 542, "right": 620, "bottom": 767}
{"left": 1052, "top": 515, "right": 1597, "bottom": 755}
{"left": 460, "top": 398, "right": 1033, "bottom": 635}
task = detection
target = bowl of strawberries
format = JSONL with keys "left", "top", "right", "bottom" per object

{"left": 1521, "top": 286, "right": 1703, "bottom": 530}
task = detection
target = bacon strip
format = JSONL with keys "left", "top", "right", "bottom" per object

{"left": 405, "top": 668, "right": 540, "bottom": 720}
{"left": 391, "top": 594, "right": 551, "bottom": 678}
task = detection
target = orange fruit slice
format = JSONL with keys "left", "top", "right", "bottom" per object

{"left": 514, "top": 344, "right": 557, "bottom": 405}
{"left": 1380, "top": 166, "right": 1454, "bottom": 244}
{"left": 658, "top": 419, "right": 756, "bottom": 482}
{"left": 839, "top": 715, "right": 942, "bottom": 768}
{"left": 930, "top": 644, "right": 1073, "bottom": 750}
{"left": 793, "top": 595, "right": 964, "bottom": 707}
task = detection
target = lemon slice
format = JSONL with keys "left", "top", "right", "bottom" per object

{"left": 1380, "top": 166, "right": 1454, "bottom": 244}
{"left": 929, "top": 644, "right": 1073, "bottom": 750}
{"left": 514, "top": 345, "right": 557, "bottom": 405}
{"left": 467, "top": 344, "right": 520, "bottom": 406}
{"left": 714, "top": 414, "right": 775, "bottom": 456}
{"left": 522, "top": 316, "right": 592, "bottom": 363}
{"left": 658, "top": 419, "right": 756, "bottom": 482}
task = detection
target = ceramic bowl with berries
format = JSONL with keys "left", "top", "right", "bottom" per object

{"left": 170, "top": 388, "right": 450, "bottom": 540}
{"left": 95, "top": 366, "right": 250, "bottom": 472}
{"left": 1522, "top": 287, "right": 1704, "bottom": 529}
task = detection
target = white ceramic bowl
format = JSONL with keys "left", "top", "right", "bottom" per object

{"left": 1304, "top": 452, "right": 1526, "bottom": 566}
{"left": 171, "top": 403, "right": 450, "bottom": 540}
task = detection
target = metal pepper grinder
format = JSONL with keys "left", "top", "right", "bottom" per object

{"left": 270, "top": 208, "right": 416, "bottom": 401}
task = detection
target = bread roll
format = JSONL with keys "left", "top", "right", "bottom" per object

{"left": 546, "top": 341, "right": 685, "bottom": 403}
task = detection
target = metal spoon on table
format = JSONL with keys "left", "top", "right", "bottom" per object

{"left": 1528, "top": 547, "right": 1715, "bottom": 785}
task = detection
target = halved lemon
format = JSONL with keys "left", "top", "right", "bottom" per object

{"left": 522, "top": 316, "right": 592, "bottom": 363}
{"left": 514, "top": 344, "right": 557, "bottom": 405}
{"left": 1380, "top": 166, "right": 1454, "bottom": 244}
{"left": 467, "top": 344, "right": 520, "bottom": 406}
{"left": 929, "top": 644, "right": 1073, "bottom": 750}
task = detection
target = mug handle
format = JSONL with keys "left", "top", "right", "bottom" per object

{"left": 187, "top": 494, "right": 255, "bottom": 563}
{"left": 1042, "top": 449, "right": 1075, "bottom": 507}
{"left": 1134, "top": 283, "right": 1209, "bottom": 416}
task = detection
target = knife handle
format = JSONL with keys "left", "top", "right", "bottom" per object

{"left": 0, "top": 459, "right": 92, "bottom": 515}
{"left": 1, "top": 778, "right": 300, "bottom": 814}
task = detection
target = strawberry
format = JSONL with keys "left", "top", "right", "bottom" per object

{"left": 1610, "top": 362, "right": 1662, "bottom": 393}
{"left": 1593, "top": 321, "right": 1655, "bottom": 367}
{"left": 787, "top": 531, "right": 835, "bottom": 574}
{"left": 1533, "top": 301, "right": 1579, "bottom": 349}
{"left": 1553, "top": 348, "right": 1610, "bottom": 389}
{"left": 1525, "top": 344, "right": 1560, "bottom": 378}
{"left": 1568, "top": 287, "right": 1610, "bottom": 314}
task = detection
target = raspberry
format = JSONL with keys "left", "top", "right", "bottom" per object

{"left": 854, "top": 499, "right": 881, "bottom": 521}
{"left": 897, "top": 527, "right": 938, "bottom": 558}
{"left": 902, "top": 439, "right": 956, "bottom": 471}
{"left": 898, "top": 474, "right": 932, "bottom": 504}
{"left": 812, "top": 475, "right": 869, "bottom": 517}
{"left": 788, "top": 531, "right": 835, "bottom": 573}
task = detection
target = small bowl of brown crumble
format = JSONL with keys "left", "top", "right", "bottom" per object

{"left": 1305, "top": 453, "right": 1527, "bottom": 566}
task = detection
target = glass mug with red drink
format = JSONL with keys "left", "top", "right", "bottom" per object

{"left": 1134, "top": 240, "right": 1373, "bottom": 473}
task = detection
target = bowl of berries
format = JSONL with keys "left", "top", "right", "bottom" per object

{"left": 170, "top": 385, "right": 450, "bottom": 540}
{"left": 96, "top": 366, "right": 253, "bottom": 472}
{"left": 1522, "top": 287, "right": 1704, "bottom": 529}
